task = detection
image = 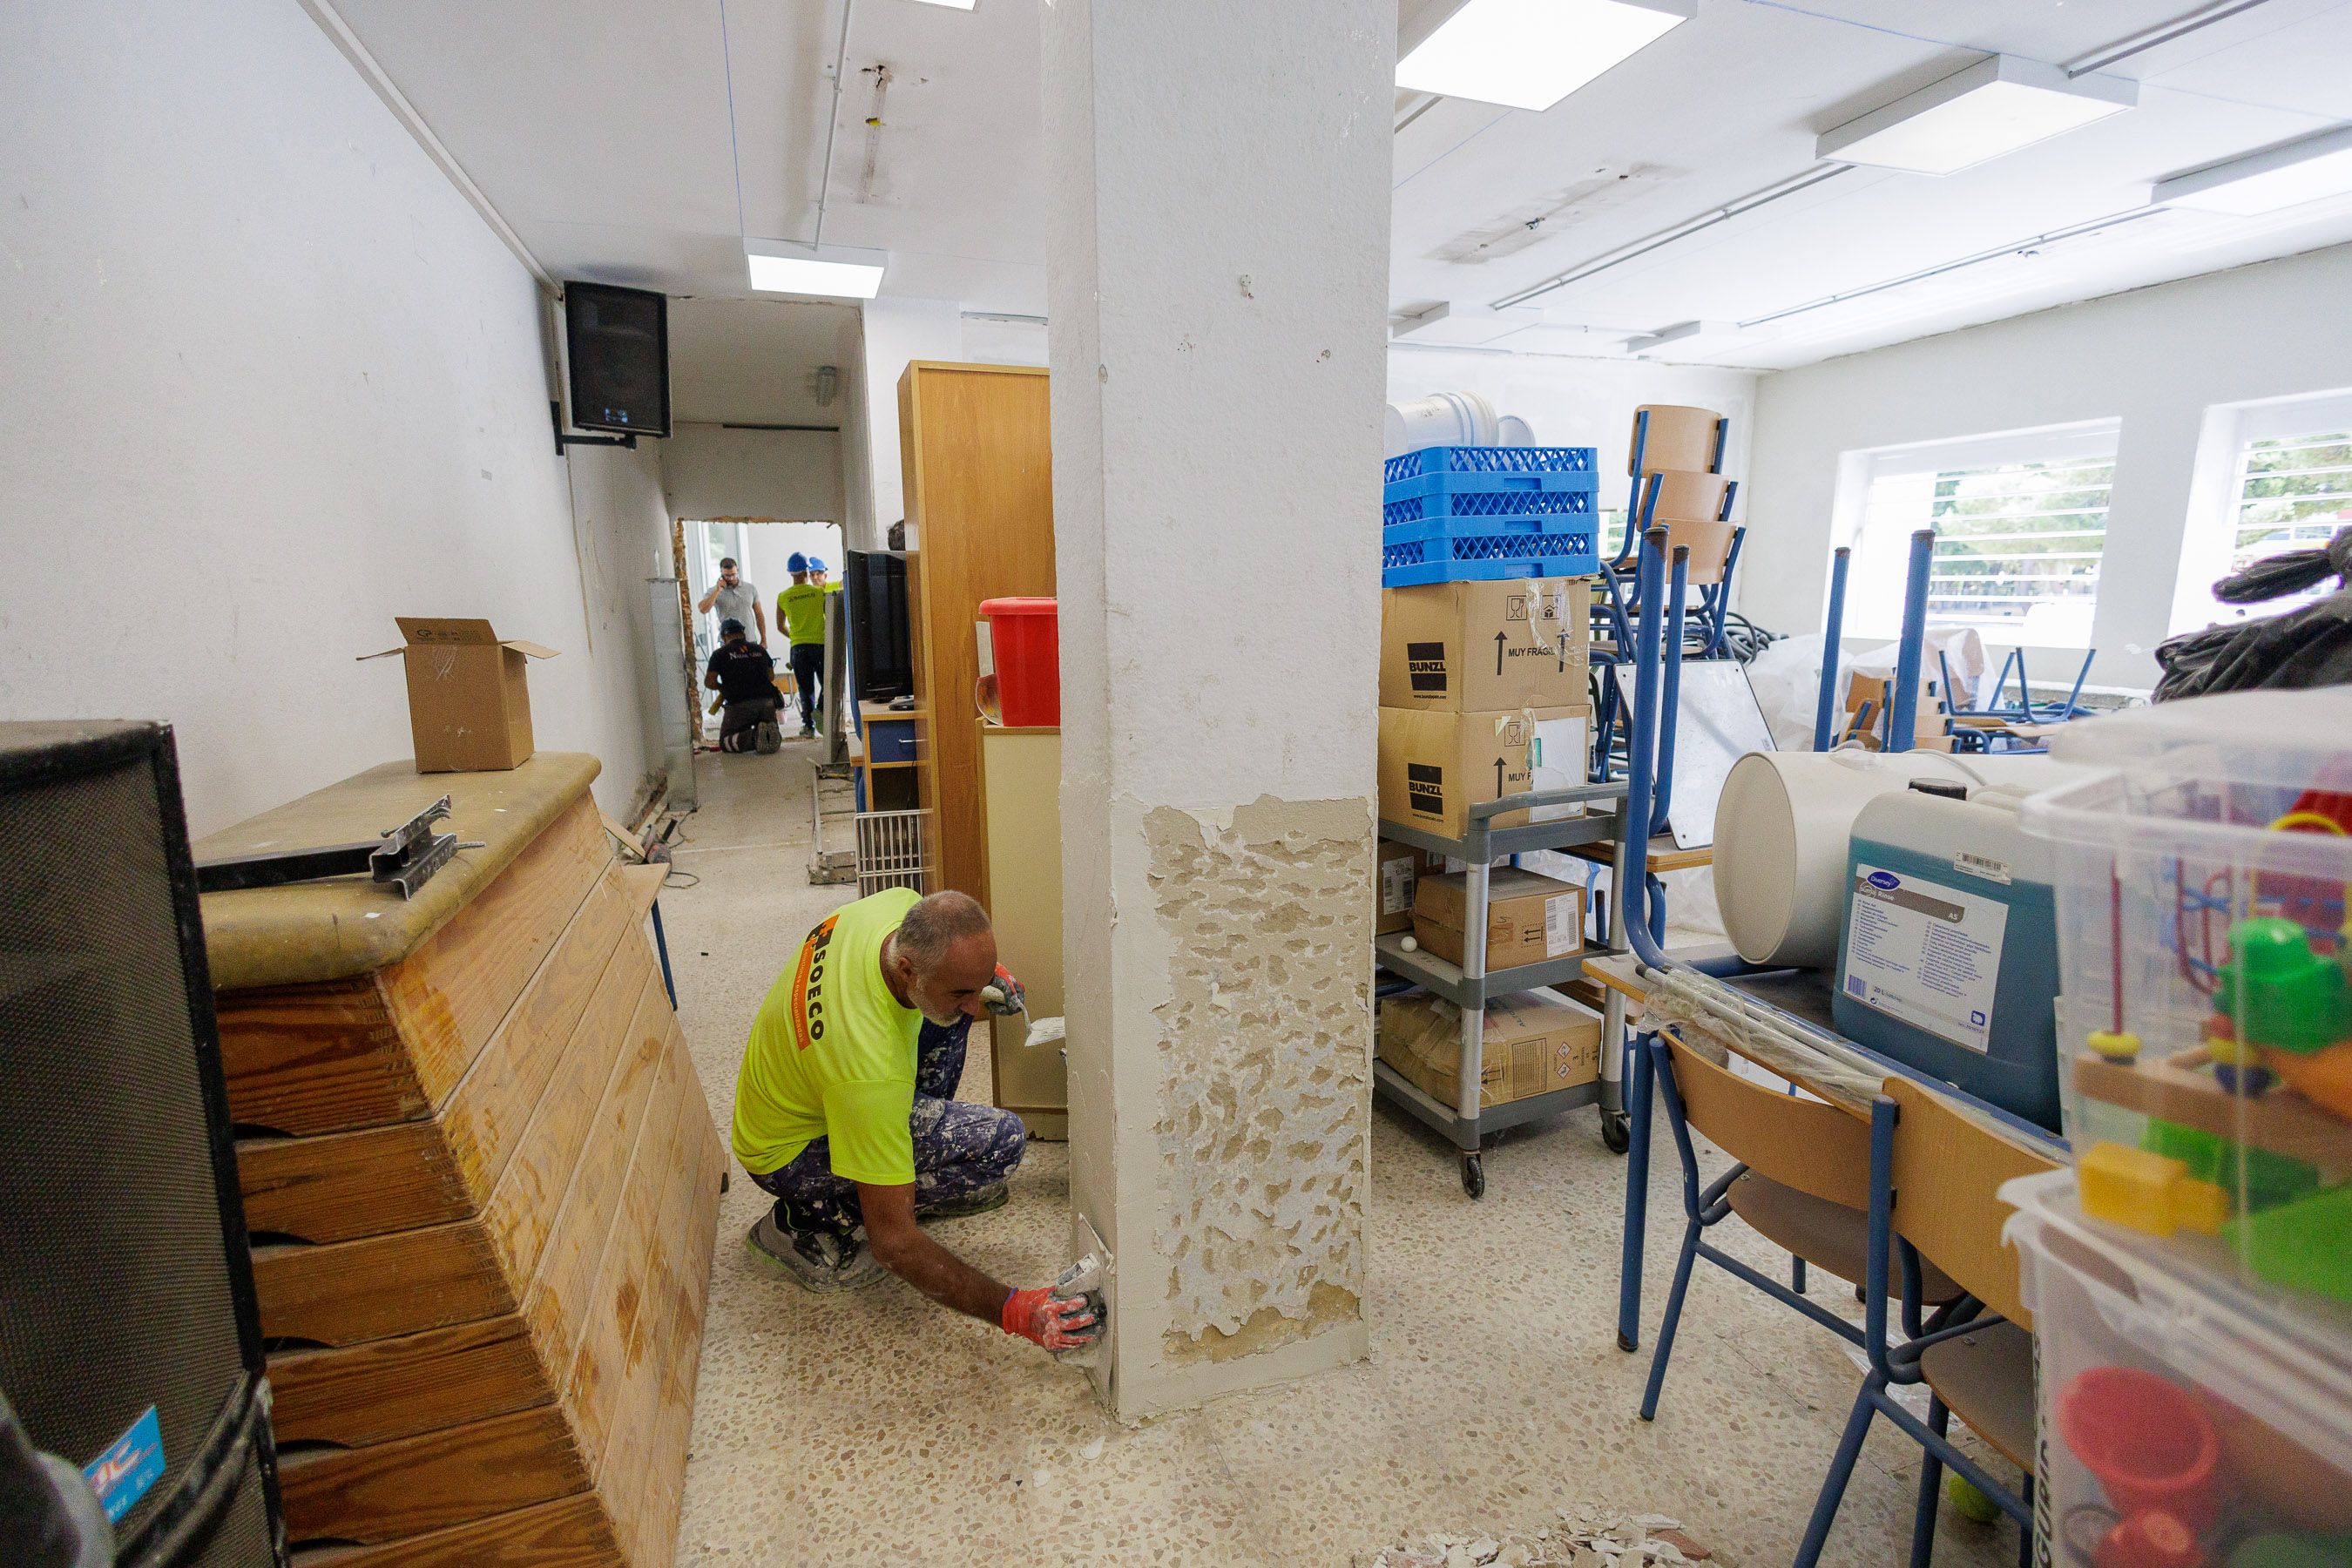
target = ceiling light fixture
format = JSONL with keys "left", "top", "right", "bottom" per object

{"left": 746, "top": 240, "right": 888, "bottom": 300}
{"left": 1396, "top": 0, "right": 1693, "bottom": 113}
{"left": 1818, "top": 55, "right": 2135, "bottom": 175}
{"left": 903, "top": 0, "right": 976, "bottom": 8}
{"left": 1622, "top": 320, "right": 1778, "bottom": 356}
{"left": 2153, "top": 125, "right": 2352, "bottom": 214}
{"left": 1389, "top": 302, "right": 1544, "bottom": 346}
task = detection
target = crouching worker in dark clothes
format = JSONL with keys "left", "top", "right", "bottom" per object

{"left": 732, "top": 889, "right": 1098, "bottom": 1352}
{"left": 704, "top": 618, "right": 782, "bottom": 754}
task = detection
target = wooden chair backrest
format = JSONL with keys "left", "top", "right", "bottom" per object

{"left": 1643, "top": 469, "right": 1731, "bottom": 524}
{"left": 1661, "top": 1033, "right": 1871, "bottom": 1211}
{"left": 1630, "top": 405, "right": 1723, "bottom": 477}
{"left": 1885, "top": 1077, "right": 2060, "bottom": 1328}
{"left": 1664, "top": 519, "right": 1737, "bottom": 587}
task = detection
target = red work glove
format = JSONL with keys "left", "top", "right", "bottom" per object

{"left": 981, "top": 963, "right": 1026, "bottom": 1017}
{"left": 1002, "top": 1286, "right": 1099, "bottom": 1350}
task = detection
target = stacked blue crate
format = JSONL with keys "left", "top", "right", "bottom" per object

{"left": 1381, "top": 445, "right": 1600, "bottom": 588}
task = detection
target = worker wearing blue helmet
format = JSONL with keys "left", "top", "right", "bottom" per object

{"left": 777, "top": 551, "right": 831, "bottom": 738}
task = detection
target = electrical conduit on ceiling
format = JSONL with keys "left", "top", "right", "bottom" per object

{"left": 1468, "top": 0, "right": 2283, "bottom": 323}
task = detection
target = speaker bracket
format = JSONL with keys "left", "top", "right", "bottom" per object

{"left": 551, "top": 400, "right": 639, "bottom": 456}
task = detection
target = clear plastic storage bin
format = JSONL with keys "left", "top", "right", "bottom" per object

{"left": 2022, "top": 689, "right": 2352, "bottom": 1315}
{"left": 2004, "top": 1169, "right": 2352, "bottom": 1568}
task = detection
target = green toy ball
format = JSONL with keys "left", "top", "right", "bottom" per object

{"left": 1945, "top": 1472, "right": 2001, "bottom": 1524}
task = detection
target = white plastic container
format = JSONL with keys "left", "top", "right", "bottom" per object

{"left": 2019, "top": 688, "right": 2352, "bottom": 1313}
{"left": 2004, "top": 1169, "right": 2352, "bottom": 1566}
{"left": 1384, "top": 390, "right": 1499, "bottom": 457}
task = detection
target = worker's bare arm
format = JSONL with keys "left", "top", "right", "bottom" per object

{"left": 696, "top": 583, "right": 721, "bottom": 612}
{"left": 702, "top": 666, "right": 721, "bottom": 690}
{"left": 856, "top": 1180, "right": 1009, "bottom": 1323}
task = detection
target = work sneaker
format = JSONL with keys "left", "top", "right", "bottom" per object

{"left": 917, "top": 1183, "right": 1010, "bottom": 1221}
{"left": 745, "top": 1215, "right": 882, "bottom": 1292}
{"left": 754, "top": 718, "right": 782, "bottom": 754}
{"left": 797, "top": 725, "right": 816, "bottom": 740}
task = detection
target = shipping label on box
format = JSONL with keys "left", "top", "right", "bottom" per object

{"left": 1379, "top": 706, "right": 1591, "bottom": 841}
{"left": 1381, "top": 578, "right": 1591, "bottom": 713}
{"left": 1375, "top": 839, "right": 1442, "bottom": 936}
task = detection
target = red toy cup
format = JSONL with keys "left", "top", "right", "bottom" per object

{"left": 978, "top": 598, "right": 1059, "bottom": 727}
{"left": 2059, "top": 1367, "right": 2228, "bottom": 1532}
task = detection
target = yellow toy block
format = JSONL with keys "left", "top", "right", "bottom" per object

{"left": 2087, "top": 1030, "right": 2141, "bottom": 1063}
{"left": 2079, "top": 1140, "right": 2229, "bottom": 1238}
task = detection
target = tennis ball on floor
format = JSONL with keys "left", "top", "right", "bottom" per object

{"left": 1944, "top": 1471, "right": 2000, "bottom": 1524}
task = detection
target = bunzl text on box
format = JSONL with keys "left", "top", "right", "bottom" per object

{"left": 1380, "top": 578, "right": 1591, "bottom": 713}
{"left": 360, "top": 617, "right": 558, "bottom": 774}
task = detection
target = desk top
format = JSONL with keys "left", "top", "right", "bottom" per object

{"left": 195, "top": 752, "right": 601, "bottom": 990}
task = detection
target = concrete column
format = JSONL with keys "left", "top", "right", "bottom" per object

{"left": 1044, "top": 0, "right": 1392, "bottom": 1420}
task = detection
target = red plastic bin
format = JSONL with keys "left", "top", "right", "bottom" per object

{"left": 978, "top": 597, "right": 1059, "bottom": 727}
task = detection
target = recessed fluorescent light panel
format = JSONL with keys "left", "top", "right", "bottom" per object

{"left": 906, "top": 0, "right": 976, "bottom": 8}
{"left": 1818, "top": 55, "right": 2135, "bottom": 175}
{"left": 1623, "top": 320, "right": 1777, "bottom": 355}
{"left": 2155, "top": 125, "right": 2352, "bottom": 214}
{"left": 745, "top": 240, "right": 888, "bottom": 300}
{"left": 1396, "top": 0, "right": 1693, "bottom": 113}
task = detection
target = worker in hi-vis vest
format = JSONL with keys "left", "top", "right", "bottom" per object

{"left": 774, "top": 552, "right": 839, "bottom": 740}
{"left": 730, "top": 887, "right": 1098, "bottom": 1353}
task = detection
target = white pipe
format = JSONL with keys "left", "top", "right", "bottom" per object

{"left": 813, "top": 0, "right": 858, "bottom": 249}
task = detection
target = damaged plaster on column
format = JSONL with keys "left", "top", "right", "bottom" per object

{"left": 1140, "top": 794, "right": 1372, "bottom": 1365}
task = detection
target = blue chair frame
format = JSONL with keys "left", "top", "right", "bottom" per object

{"left": 1792, "top": 1095, "right": 2034, "bottom": 1568}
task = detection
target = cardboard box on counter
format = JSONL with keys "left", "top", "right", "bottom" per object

{"left": 1412, "top": 868, "right": 1586, "bottom": 972}
{"left": 1377, "top": 706, "right": 1589, "bottom": 841}
{"left": 1375, "top": 839, "right": 1444, "bottom": 936}
{"left": 360, "top": 617, "right": 558, "bottom": 774}
{"left": 1379, "top": 578, "right": 1590, "bottom": 713}
{"left": 1376, "top": 988, "right": 1603, "bottom": 1111}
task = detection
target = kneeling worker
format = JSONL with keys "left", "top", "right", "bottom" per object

{"left": 732, "top": 888, "right": 1098, "bottom": 1353}
{"left": 703, "top": 618, "right": 782, "bottom": 753}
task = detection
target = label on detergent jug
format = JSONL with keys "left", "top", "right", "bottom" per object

{"left": 1842, "top": 864, "right": 2007, "bottom": 1054}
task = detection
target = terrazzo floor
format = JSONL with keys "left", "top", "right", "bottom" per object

{"left": 657, "top": 744, "right": 2022, "bottom": 1568}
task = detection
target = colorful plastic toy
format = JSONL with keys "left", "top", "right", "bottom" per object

{"left": 2215, "top": 918, "right": 2351, "bottom": 1055}
{"left": 2079, "top": 1140, "right": 2228, "bottom": 1238}
{"left": 2261, "top": 1042, "right": 2352, "bottom": 1122}
{"left": 2058, "top": 1366, "right": 2230, "bottom": 1533}
{"left": 2093, "top": 1507, "right": 2203, "bottom": 1568}
{"left": 2142, "top": 1119, "right": 2319, "bottom": 1213}
{"left": 2230, "top": 1536, "right": 2352, "bottom": 1568}
{"left": 2220, "top": 1184, "right": 2352, "bottom": 1306}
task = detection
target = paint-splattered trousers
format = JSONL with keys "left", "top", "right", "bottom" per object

{"left": 748, "top": 1014, "right": 1028, "bottom": 1239}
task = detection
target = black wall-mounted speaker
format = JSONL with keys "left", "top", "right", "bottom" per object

{"left": 563, "top": 281, "right": 671, "bottom": 438}
{"left": 0, "top": 722, "right": 286, "bottom": 1568}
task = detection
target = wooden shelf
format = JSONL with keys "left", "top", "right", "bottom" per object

{"left": 2076, "top": 1046, "right": 2352, "bottom": 1179}
{"left": 1564, "top": 833, "right": 1713, "bottom": 875}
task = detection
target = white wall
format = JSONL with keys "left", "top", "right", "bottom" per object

{"left": 1746, "top": 242, "right": 2352, "bottom": 690}
{"left": 0, "top": 0, "right": 670, "bottom": 833}
{"left": 662, "top": 424, "right": 844, "bottom": 524}
{"left": 853, "top": 297, "right": 963, "bottom": 539}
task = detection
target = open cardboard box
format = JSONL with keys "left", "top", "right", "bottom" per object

{"left": 361, "top": 617, "right": 558, "bottom": 774}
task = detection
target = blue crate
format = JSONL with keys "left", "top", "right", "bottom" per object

{"left": 1380, "top": 515, "right": 1599, "bottom": 588}
{"left": 1382, "top": 477, "right": 1597, "bottom": 526}
{"left": 1382, "top": 444, "right": 1598, "bottom": 486}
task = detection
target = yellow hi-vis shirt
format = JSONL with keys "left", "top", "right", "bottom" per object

{"left": 731, "top": 886, "right": 922, "bottom": 1183}
{"left": 777, "top": 581, "right": 834, "bottom": 646}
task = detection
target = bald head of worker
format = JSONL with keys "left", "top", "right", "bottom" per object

{"left": 883, "top": 891, "right": 997, "bottom": 1027}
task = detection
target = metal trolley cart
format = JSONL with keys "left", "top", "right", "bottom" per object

{"left": 1374, "top": 779, "right": 1632, "bottom": 1197}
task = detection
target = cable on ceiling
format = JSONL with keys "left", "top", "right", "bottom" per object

{"left": 814, "top": 0, "right": 858, "bottom": 248}
{"left": 2065, "top": 0, "right": 2279, "bottom": 76}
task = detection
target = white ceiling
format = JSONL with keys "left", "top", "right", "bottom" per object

{"left": 668, "top": 295, "right": 856, "bottom": 424}
{"left": 325, "top": 0, "right": 2352, "bottom": 379}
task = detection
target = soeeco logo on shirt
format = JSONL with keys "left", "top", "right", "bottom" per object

{"left": 789, "top": 915, "right": 840, "bottom": 1049}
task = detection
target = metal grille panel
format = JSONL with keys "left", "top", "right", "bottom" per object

{"left": 855, "top": 808, "right": 929, "bottom": 897}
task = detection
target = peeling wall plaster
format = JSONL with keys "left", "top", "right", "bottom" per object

{"left": 1142, "top": 796, "right": 1372, "bottom": 1363}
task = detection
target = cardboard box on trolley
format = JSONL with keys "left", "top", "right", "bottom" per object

{"left": 1376, "top": 705, "right": 1590, "bottom": 841}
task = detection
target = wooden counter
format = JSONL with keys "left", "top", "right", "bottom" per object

{"left": 201, "top": 755, "right": 720, "bottom": 1566}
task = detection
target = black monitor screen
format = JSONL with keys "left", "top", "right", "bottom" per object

{"left": 845, "top": 551, "right": 912, "bottom": 703}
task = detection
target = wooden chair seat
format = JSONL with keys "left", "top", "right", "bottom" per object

{"left": 1727, "top": 1173, "right": 1960, "bottom": 1303}
{"left": 1919, "top": 1321, "right": 2036, "bottom": 1470}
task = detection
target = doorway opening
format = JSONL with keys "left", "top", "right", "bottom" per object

{"left": 672, "top": 516, "right": 845, "bottom": 744}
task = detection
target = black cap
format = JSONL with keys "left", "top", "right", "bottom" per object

{"left": 720, "top": 618, "right": 746, "bottom": 636}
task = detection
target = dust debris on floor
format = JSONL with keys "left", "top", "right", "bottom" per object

{"left": 1372, "top": 1507, "right": 1713, "bottom": 1567}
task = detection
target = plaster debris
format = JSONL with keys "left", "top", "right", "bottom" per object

{"left": 1078, "top": 1436, "right": 1105, "bottom": 1462}
{"left": 1369, "top": 1509, "right": 1709, "bottom": 1568}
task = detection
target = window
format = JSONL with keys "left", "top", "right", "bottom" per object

{"left": 2173, "top": 389, "right": 2352, "bottom": 634}
{"left": 1843, "top": 421, "right": 2120, "bottom": 648}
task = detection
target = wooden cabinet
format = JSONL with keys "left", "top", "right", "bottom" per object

{"left": 896, "top": 361, "right": 1053, "bottom": 904}
{"left": 977, "top": 725, "right": 1065, "bottom": 1138}
{"left": 196, "top": 755, "right": 720, "bottom": 1567}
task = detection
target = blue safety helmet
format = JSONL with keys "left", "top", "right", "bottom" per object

{"left": 787, "top": 551, "right": 809, "bottom": 573}
{"left": 808, "top": 556, "right": 828, "bottom": 572}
